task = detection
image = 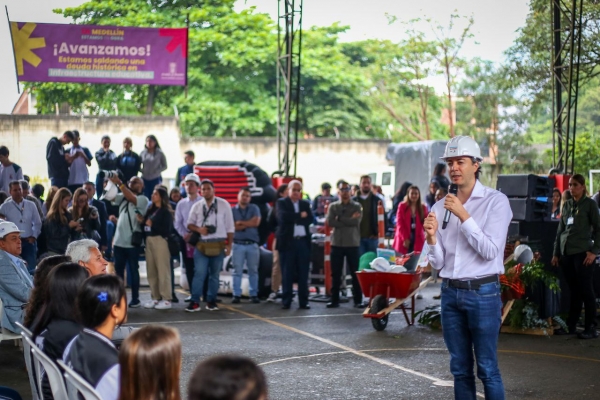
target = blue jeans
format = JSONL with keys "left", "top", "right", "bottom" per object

{"left": 192, "top": 249, "right": 224, "bottom": 303}
{"left": 106, "top": 220, "right": 115, "bottom": 259}
{"left": 95, "top": 173, "right": 104, "bottom": 199}
{"left": 441, "top": 280, "right": 504, "bottom": 400}
{"left": 50, "top": 177, "right": 68, "bottom": 189}
{"left": 232, "top": 243, "right": 260, "bottom": 297}
{"left": 21, "top": 240, "right": 37, "bottom": 274}
{"left": 142, "top": 177, "right": 162, "bottom": 199}
{"left": 359, "top": 238, "right": 378, "bottom": 256}
{"left": 113, "top": 246, "right": 141, "bottom": 303}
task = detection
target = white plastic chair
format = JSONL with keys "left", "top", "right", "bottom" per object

{"left": 15, "top": 322, "right": 39, "bottom": 400}
{"left": 0, "top": 298, "right": 22, "bottom": 346}
{"left": 29, "top": 336, "right": 68, "bottom": 400}
{"left": 56, "top": 359, "right": 103, "bottom": 400}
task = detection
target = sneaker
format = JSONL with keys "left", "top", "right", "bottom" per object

{"left": 251, "top": 296, "right": 260, "bottom": 304}
{"left": 206, "top": 302, "right": 219, "bottom": 311}
{"left": 128, "top": 300, "right": 141, "bottom": 308}
{"left": 267, "top": 292, "right": 277, "bottom": 303}
{"left": 232, "top": 296, "right": 241, "bottom": 304}
{"left": 184, "top": 296, "right": 192, "bottom": 303}
{"left": 171, "top": 295, "right": 179, "bottom": 304}
{"left": 577, "top": 329, "right": 598, "bottom": 340}
{"left": 155, "top": 300, "right": 172, "bottom": 310}
{"left": 433, "top": 293, "right": 442, "bottom": 300}
{"left": 143, "top": 300, "right": 158, "bottom": 309}
{"left": 185, "top": 301, "right": 202, "bottom": 312}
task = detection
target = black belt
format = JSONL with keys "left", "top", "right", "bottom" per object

{"left": 444, "top": 274, "right": 499, "bottom": 290}
{"left": 233, "top": 240, "right": 256, "bottom": 245}
{"left": 293, "top": 236, "right": 306, "bottom": 240}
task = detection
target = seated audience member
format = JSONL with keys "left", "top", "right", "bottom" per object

{"left": 23, "top": 255, "right": 71, "bottom": 329}
{"left": 66, "top": 239, "right": 109, "bottom": 276}
{"left": 82, "top": 181, "right": 109, "bottom": 253}
{"left": 69, "top": 188, "right": 101, "bottom": 243}
{"left": 41, "top": 186, "right": 59, "bottom": 217}
{"left": 170, "top": 188, "right": 181, "bottom": 210}
{"left": 188, "top": 355, "right": 267, "bottom": 400}
{"left": 32, "top": 262, "right": 89, "bottom": 400}
{"left": 44, "top": 188, "right": 77, "bottom": 255}
{"left": 0, "top": 221, "right": 33, "bottom": 333}
{"left": 66, "top": 239, "right": 133, "bottom": 345}
{"left": 32, "top": 184, "right": 45, "bottom": 206}
{"left": 118, "top": 325, "right": 182, "bottom": 400}
{"left": 63, "top": 275, "right": 127, "bottom": 400}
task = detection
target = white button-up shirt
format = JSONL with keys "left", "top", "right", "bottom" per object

{"left": 292, "top": 200, "right": 306, "bottom": 237}
{"left": 0, "top": 199, "right": 42, "bottom": 238}
{"left": 187, "top": 197, "right": 235, "bottom": 240}
{"left": 427, "top": 180, "right": 512, "bottom": 280}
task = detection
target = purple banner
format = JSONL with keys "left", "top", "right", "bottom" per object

{"left": 10, "top": 22, "right": 188, "bottom": 86}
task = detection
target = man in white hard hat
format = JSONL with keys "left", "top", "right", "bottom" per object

{"left": 175, "top": 173, "right": 203, "bottom": 302}
{"left": 0, "top": 221, "right": 33, "bottom": 333}
{"left": 423, "top": 136, "right": 511, "bottom": 400}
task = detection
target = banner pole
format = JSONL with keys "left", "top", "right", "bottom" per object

{"left": 5, "top": 6, "right": 21, "bottom": 94}
{"left": 184, "top": 13, "right": 189, "bottom": 99}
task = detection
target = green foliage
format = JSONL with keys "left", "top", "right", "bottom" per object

{"left": 415, "top": 305, "right": 442, "bottom": 330}
{"left": 507, "top": 300, "right": 550, "bottom": 331}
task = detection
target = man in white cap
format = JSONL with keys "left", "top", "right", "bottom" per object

{"left": 423, "top": 136, "right": 511, "bottom": 400}
{"left": 175, "top": 173, "right": 203, "bottom": 302}
{"left": 0, "top": 221, "right": 33, "bottom": 333}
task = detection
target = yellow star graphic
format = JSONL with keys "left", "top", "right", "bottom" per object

{"left": 11, "top": 22, "right": 46, "bottom": 76}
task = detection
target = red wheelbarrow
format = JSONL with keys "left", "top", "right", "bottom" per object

{"left": 357, "top": 271, "right": 432, "bottom": 331}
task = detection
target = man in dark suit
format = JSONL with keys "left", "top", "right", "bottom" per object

{"left": 276, "top": 180, "right": 313, "bottom": 310}
{"left": 83, "top": 181, "right": 109, "bottom": 255}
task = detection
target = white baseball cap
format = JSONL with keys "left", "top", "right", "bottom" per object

{"left": 184, "top": 173, "right": 201, "bottom": 184}
{"left": 0, "top": 221, "right": 24, "bottom": 239}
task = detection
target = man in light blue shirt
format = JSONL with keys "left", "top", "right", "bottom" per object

{"left": 0, "top": 181, "right": 42, "bottom": 273}
{"left": 0, "top": 221, "right": 33, "bottom": 333}
{"left": 174, "top": 173, "right": 203, "bottom": 301}
{"left": 231, "top": 187, "right": 261, "bottom": 304}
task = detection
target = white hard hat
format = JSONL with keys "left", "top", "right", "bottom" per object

{"left": 441, "top": 136, "right": 482, "bottom": 161}
{"left": 0, "top": 221, "right": 24, "bottom": 239}
{"left": 370, "top": 257, "right": 392, "bottom": 272}
{"left": 184, "top": 173, "right": 201, "bottom": 184}
{"left": 514, "top": 244, "right": 534, "bottom": 265}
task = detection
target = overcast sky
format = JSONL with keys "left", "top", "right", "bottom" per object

{"left": 0, "top": 0, "right": 530, "bottom": 114}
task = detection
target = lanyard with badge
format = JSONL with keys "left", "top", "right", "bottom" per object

{"left": 144, "top": 209, "right": 160, "bottom": 232}
{"left": 12, "top": 202, "right": 25, "bottom": 224}
{"left": 567, "top": 202, "right": 578, "bottom": 226}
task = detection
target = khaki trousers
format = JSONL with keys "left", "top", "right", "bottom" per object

{"left": 271, "top": 238, "right": 282, "bottom": 292}
{"left": 145, "top": 236, "right": 172, "bottom": 301}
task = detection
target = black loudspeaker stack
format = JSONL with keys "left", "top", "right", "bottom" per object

{"left": 496, "top": 174, "right": 553, "bottom": 222}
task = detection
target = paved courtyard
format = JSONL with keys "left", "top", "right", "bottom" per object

{"left": 2, "top": 282, "right": 600, "bottom": 400}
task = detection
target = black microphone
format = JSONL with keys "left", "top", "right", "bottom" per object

{"left": 442, "top": 184, "right": 458, "bottom": 230}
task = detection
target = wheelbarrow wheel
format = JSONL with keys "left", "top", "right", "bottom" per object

{"left": 370, "top": 294, "right": 389, "bottom": 331}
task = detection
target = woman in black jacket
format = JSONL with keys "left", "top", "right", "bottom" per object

{"left": 32, "top": 262, "right": 89, "bottom": 400}
{"left": 43, "top": 188, "right": 78, "bottom": 255}
{"left": 137, "top": 187, "right": 174, "bottom": 310}
{"left": 69, "top": 188, "right": 101, "bottom": 244}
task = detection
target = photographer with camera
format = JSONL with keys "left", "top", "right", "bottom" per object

{"left": 95, "top": 135, "right": 118, "bottom": 199}
{"left": 69, "top": 188, "right": 102, "bottom": 244}
{"left": 186, "top": 179, "right": 234, "bottom": 312}
{"left": 108, "top": 175, "right": 149, "bottom": 308}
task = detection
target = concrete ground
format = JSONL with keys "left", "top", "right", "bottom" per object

{"left": 2, "top": 282, "right": 600, "bottom": 400}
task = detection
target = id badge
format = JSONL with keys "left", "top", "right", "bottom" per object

{"left": 144, "top": 225, "right": 152, "bottom": 232}
{"left": 567, "top": 217, "right": 574, "bottom": 226}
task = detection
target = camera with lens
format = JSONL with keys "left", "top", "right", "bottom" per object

{"left": 101, "top": 170, "right": 119, "bottom": 179}
{"left": 205, "top": 225, "right": 217, "bottom": 234}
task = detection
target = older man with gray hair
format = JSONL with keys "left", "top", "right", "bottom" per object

{"left": 275, "top": 180, "right": 313, "bottom": 310}
{"left": 66, "top": 238, "right": 109, "bottom": 276}
{"left": 66, "top": 238, "right": 134, "bottom": 345}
